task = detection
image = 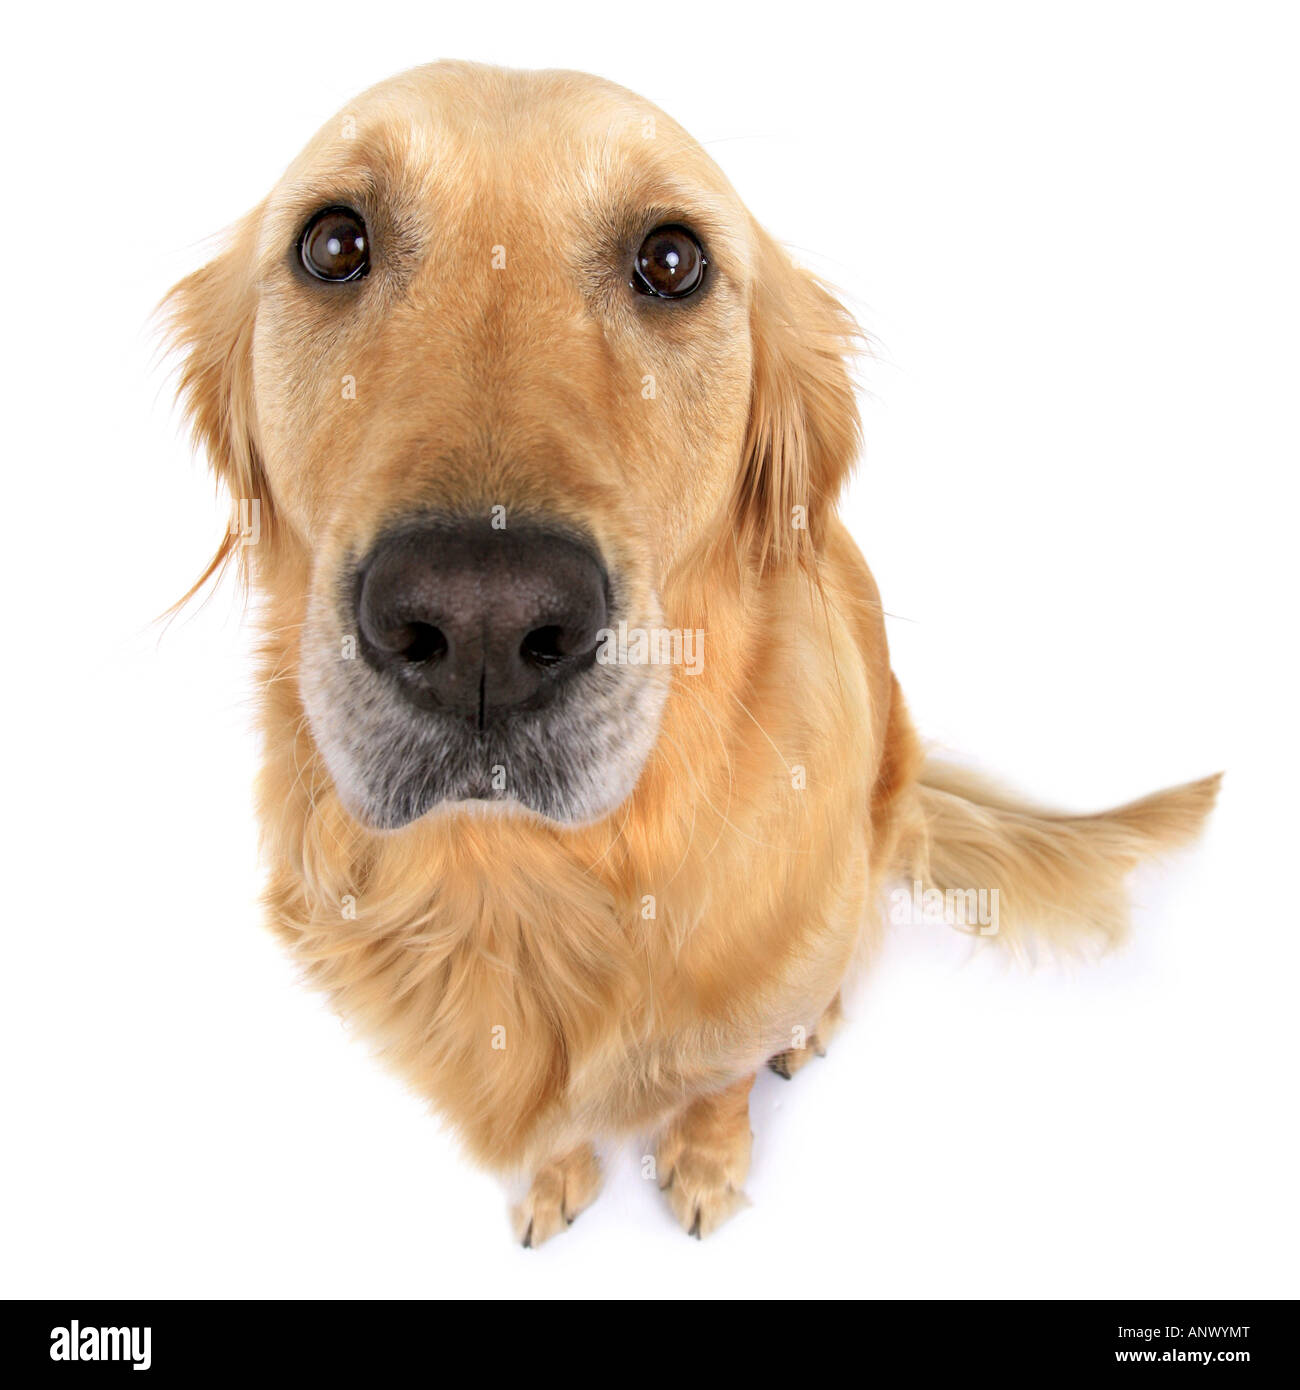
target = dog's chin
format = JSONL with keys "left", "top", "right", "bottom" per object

{"left": 302, "top": 653, "right": 670, "bottom": 836}
{"left": 335, "top": 767, "right": 646, "bottom": 834}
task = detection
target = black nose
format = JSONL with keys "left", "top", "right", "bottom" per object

{"left": 355, "top": 518, "right": 609, "bottom": 726}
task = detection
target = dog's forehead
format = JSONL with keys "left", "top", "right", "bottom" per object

{"left": 270, "top": 61, "right": 738, "bottom": 231}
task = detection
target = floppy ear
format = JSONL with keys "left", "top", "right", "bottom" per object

{"left": 733, "top": 224, "right": 861, "bottom": 571}
{"left": 161, "top": 206, "right": 273, "bottom": 601}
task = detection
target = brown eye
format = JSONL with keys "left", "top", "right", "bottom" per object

{"left": 632, "top": 225, "right": 706, "bottom": 298}
{"left": 300, "top": 206, "right": 369, "bottom": 282}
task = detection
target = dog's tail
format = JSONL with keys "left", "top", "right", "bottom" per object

{"left": 899, "top": 760, "right": 1222, "bottom": 955}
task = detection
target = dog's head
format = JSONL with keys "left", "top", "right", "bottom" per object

{"left": 166, "top": 62, "right": 859, "bottom": 830}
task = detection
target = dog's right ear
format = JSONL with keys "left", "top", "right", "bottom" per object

{"left": 160, "top": 206, "right": 272, "bottom": 603}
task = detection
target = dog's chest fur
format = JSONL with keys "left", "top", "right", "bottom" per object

{"left": 259, "top": 755, "right": 872, "bottom": 1172}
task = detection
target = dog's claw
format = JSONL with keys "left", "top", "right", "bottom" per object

{"left": 511, "top": 1145, "right": 602, "bottom": 1248}
{"left": 655, "top": 1080, "right": 754, "bottom": 1239}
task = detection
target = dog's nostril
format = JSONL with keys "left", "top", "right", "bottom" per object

{"left": 356, "top": 519, "right": 608, "bottom": 718}
{"left": 399, "top": 623, "right": 448, "bottom": 664}
{"left": 520, "top": 625, "right": 566, "bottom": 666}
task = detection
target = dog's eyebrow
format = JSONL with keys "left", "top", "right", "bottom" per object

{"left": 277, "top": 162, "right": 396, "bottom": 222}
{"left": 591, "top": 172, "right": 739, "bottom": 253}
{"left": 272, "top": 119, "right": 454, "bottom": 225}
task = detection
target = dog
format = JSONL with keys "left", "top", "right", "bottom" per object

{"left": 164, "top": 61, "right": 1220, "bottom": 1244}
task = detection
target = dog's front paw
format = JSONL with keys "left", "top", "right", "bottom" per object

{"left": 657, "top": 1139, "right": 752, "bottom": 1238}
{"left": 511, "top": 1144, "right": 602, "bottom": 1248}
{"left": 655, "top": 1078, "right": 754, "bottom": 1238}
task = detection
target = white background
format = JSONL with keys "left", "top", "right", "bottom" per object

{"left": 2, "top": 1, "right": 1296, "bottom": 1299}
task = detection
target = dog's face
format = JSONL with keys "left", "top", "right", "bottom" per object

{"left": 168, "top": 62, "right": 858, "bottom": 830}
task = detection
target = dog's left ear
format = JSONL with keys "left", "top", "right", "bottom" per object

{"left": 734, "top": 223, "right": 861, "bottom": 571}
{"left": 160, "top": 206, "right": 274, "bottom": 602}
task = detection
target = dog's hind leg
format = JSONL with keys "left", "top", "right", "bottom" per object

{"left": 767, "top": 992, "right": 844, "bottom": 1080}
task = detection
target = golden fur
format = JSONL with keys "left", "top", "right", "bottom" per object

{"left": 164, "top": 61, "right": 1219, "bottom": 1242}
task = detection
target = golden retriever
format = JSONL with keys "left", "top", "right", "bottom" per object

{"left": 164, "top": 61, "right": 1219, "bottom": 1244}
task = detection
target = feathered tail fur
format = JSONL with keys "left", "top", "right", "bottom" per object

{"left": 901, "top": 760, "right": 1222, "bottom": 955}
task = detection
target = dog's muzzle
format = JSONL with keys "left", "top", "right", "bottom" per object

{"left": 303, "top": 513, "right": 667, "bottom": 830}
